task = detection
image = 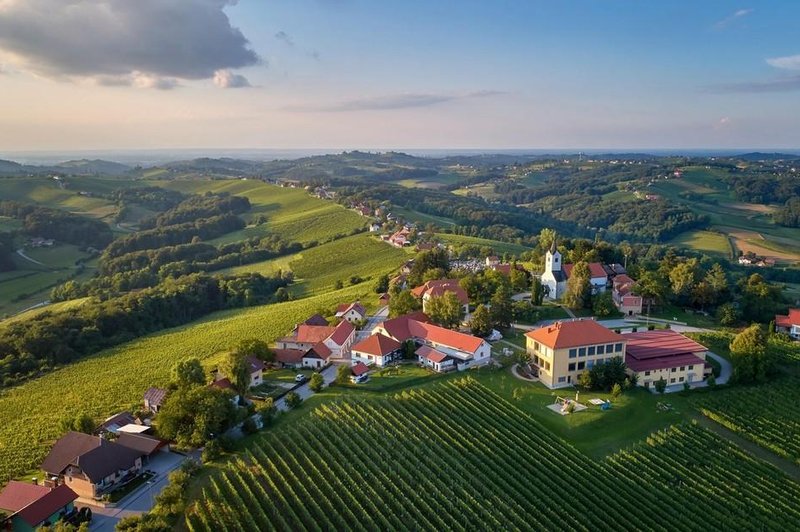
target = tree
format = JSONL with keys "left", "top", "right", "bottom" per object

{"left": 706, "top": 373, "right": 716, "bottom": 387}
{"left": 258, "top": 398, "right": 277, "bottom": 426}
{"left": 172, "top": 358, "right": 206, "bottom": 388}
{"left": 388, "top": 289, "right": 421, "bottom": 318}
{"left": 669, "top": 259, "right": 700, "bottom": 304}
{"left": 537, "top": 228, "right": 556, "bottom": 254}
{"left": 489, "top": 284, "right": 513, "bottom": 329}
{"left": 309, "top": 372, "right": 324, "bottom": 393}
{"left": 716, "top": 302, "right": 739, "bottom": 326}
{"left": 334, "top": 279, "right": 344, "bottom": 290}
{"left": 235, "top": 338, "right": 274, "bottom": 363}
{"left": 530, "top": 276, "right": 545, "bottom": 306}
{"left": 577, "top": 370, "right": 593, "bottom": 390}
{"left": 564, "top": 261, "right": 591, "bottom": 310}
{"left": 427, "top": 292, "right": 465, "bottom": 329}
{"left": 739, "top": 274, "right": 781, "bottom": 323}
{"left": 336, "top": 364, "right": 351, "bottom": 385}
{"left": 222, "top": 350, "right": 250, "bottom": 397}
{"left": 59, "top": 412, "right": 94, "bottom": 435}
{"left": 704, "top": 263, "right": 729, "bottom": 306}
{"left": 469, "top": 304, "right": 493, "bottom": 337}
{"left": 592, "top": 291, "right": 616, "bottom": 317}
{"left": 202, "top": 439, "right": 222, "bottom": 463}
{"left": 284, "top": 391, "right": 302, "bottom": 409}
{"left": 635, "top": 270, "right": 668, "bottom": 313}
{"left": 155, "top": 386, "right": 237, "bottom": 448}
{"left": 654, "top": 377, "right": 667, "bottom": 394}
{"left": 730, "top": 324, "right": 771, "bottom": 384}
{"left": 374, "top": 274, "right": 389, "bottom": 294}
{"left": 509, "top": 267, "right": 528, "bottom": 293}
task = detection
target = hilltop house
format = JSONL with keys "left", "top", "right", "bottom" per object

{"left": 623, "top": 329, "right": 709, "bottom": 389}
{"left": 410, "top": 279, "right": 470, "bottom": 318}
{"left": 525, "top": 320, "right": 625, "bottom": 388}
{"left": 41, "top": 432, "right": 145, "bottom": 500}
{"left": 0, "top": 481, "right": 78, "bottom": 532}
{"left": 374, "top": 313, "right": 491, "bottom": 372}
{"left": 335, "top": 302, "right": 367, "bottom": 324}
{"left": 776, "top": 309, "right": 800, "bottom": 340}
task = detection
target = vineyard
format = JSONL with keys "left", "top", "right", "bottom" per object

{"left": 186, "top": 379, "right": 800, "bottom": 531}
{"left": 0, "top": 283, "right": 377, "bottom": 483}
{"left": 693, "top": 376, "right": 800, "bottom": 464}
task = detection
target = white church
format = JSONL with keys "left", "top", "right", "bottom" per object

{"left": 540, "top": 243, "right": 611, "bottom": 300}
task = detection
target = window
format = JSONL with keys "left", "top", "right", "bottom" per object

{"left": 645, "top": 370, "right": 651, "bottom": 376}
{"left": 587, "top": 360, "right": 595, "bottom": 369}
{"left": 606, "top": 344, "right": 614, "bottom": 353}
{"left": 680, "top": 366, "right": 685, "bottom": 371}
{"left": 568, "top": 363, "right": 576, "bottom": 371}
{"left": 679, "top": 377, "right": 684, "bottom": 382}
{"left": 671, "top": 367, "right": 677, "bottom": 373}
{"left": 558, "top": 376, "right": 566, "bottom": 383}
{"left": 577, "top": 361, "right": 585, "bottom": 370}
{"left": 578, "top": 347, "right": 586, "bottom": 357}
{"left": 588, "top": 346, "right": 596, "bottom": 356}
{"left": 569, "top": 348, "right": 577, "bottom": 359}
{"left": 615, "top": 343, "right": 623, "bottom": 352}
{"left": 597, "top": 345, "right": 605, "bottom": 355}
{"left": 670, "top": 378, "right": 676, "bottom": 383}
{"left": 688, "top": 365, "right": 694, "bottom": 370}
{"left": 545, "top": 361, "right": 551, "bottom": 371}
{"left": 534, "top": 341, "right": 540, "bottom": 352}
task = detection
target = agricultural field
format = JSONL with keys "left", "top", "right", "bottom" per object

{"left": 392, "top": 206, "right": 456, "bottom": 227}
{"left": 0, "top": 177, "right": 121, "bottom": 221}
{"left": 187, "top": 379, "right": 800, "bottom": 531}
{"left": 0, "top": 297, "right": 92, "bottom": 326}
{"left": 668, "top": 229, "right": 732, "bottom": 258}
{"left": 434, "top": 233, "right": 531, "bottom": 257}
{"left": 0, "top": 283, "right": 378, "bottom": 483}
{"left": 693, "top": 377, "right": 800, "bottom": 464}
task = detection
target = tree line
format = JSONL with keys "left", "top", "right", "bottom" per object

{"left": 0, "top": 200, "right": 114, "bottom": 249}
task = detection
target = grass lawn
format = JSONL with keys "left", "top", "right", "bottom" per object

{"left": 263, "top": 368, "right": 313, "bottom": 384}
{"left": 670, "top": 230, "right": 733, "bottom": 258}
{"left": 643, "top": 304, "right": 718, "bottom": 328}
{"left": 356, "top": 364, "right": 441, "bottom": 392}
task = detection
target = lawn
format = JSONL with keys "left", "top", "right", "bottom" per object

{"left": 392, "top": 207, "right": 457, "bottom": 227}
{"left": 356, "top": 364, "right": 440, "bottom": 392}
{"left": 643, "top": 304, "right": 718, "bottom": 328}
{"left": 669, "top": 229, "right": 733, "bottom": 258}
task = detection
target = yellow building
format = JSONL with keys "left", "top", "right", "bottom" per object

{"left": 525, "top": 320, "right": 626, "bottom": 389}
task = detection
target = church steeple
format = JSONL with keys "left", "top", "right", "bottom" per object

{"left": 545, "top": 238, "right": 561, "bottom": 273}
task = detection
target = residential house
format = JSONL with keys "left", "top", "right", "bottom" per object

{"left": 0, "top": 481, "right": 78, "bottom": 532}
{"left": 776, "top": 309, "right": 800, "bottom": 340}
{"left": 388, "top": 228, "right": 413, "bottom": 248}
{"left": 143, "top": 387, "right": 168, "bottom": 414}
{"left": 115, "top": 433, "right": 170, "bottom": 460}
{"left": 525, "top": 320, "right": 626, "bottom": 388}
{"left": 302, "top": 344, "right": 332, "bottom": 369}
{"left": 246, "top": 356, "right": 266, "bottom": 388}
{"left": 410, "top": 279, "right": 470, "bottom": 318}
{"left": 369, "top": 223, "right": 382, "bottom": 233}
{"left": 209, "top": 377, "right": 240, "bottom": 404}
{"left": 416, "top": 345, "right": 456, "bottom": 372}
{"left": 623, "top": 329, "right": 709, "bottom": 389}
{"left": 612, "top": 274, "right": 643, "bottom": 316}
{"left": 276, "top": 320, "right": 355, "bottom": 360}
{"left": 41, "top": 432, "right": 144, "bottom": 500}
{"left": 485, "top": 256, "right": 500, "bottom": 267}
{"left": 350, "top": 362, "right": 370, "bottom": 383}
{"left": 335, "top": 302, "right": 367, "bottom": 324}
{"left": 301, "top": 314, "right": 330, "bottom": 327}
{"left": 374, "top": 313, "right": 491, "bottom": 372}
{"left": 351, "top": 334, "right": 403, "bottom": 367}
{"left": 273, "top": 348, "right": 306, "bottom": 369}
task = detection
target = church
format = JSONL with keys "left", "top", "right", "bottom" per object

{"left": 539, "top": 243, "right": 613, "bottom": 300}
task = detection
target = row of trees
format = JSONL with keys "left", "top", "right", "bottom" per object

{"left": 0, "top": 200, "right": 114, "bottom": 249}
{"left": 140, "top": 192, "right": 250, "bottom": 229}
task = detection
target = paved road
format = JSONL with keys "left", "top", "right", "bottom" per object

{"left": 356, "top": 306, "right": 388, "bottom": 341}
{"left": 274, "top": 364, "right": 339, "bottom": 411}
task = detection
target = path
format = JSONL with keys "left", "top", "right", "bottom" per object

{"left": 497, "top": 339, "right": 525, "bottom": 352}
{"left": 274, "top": 364, "right": 339, "bottom": 411}
{"left": 705, "top": 352, "right": 731, "bottom": 385}
{"left": 16, "top": 248, "right": 46, "bottom": 266}
{"left": 692, "top": 415, "right": 800, "bottom": 483}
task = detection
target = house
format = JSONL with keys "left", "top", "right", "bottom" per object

{"left": 95, "top": 412, "right": 140, "bottom": 436}
{"left": 351, "top": 334, "right": 403, "bottom": 367}
{"left": 350, "top": 362, "right": 370, "bottom": 383}
{"left": 623, "top": 330, "right": 709, "bottom": 389}
{"left": 776, "top": 309, "right": 800, "bottom": 340}
{"left": 388, "top": 228, "right": 412, "bottom": 248}
{"left": 143, "top": 387, "right": 168, "bottom": 414}
{"left": 612, "top": 274, "right": 642, "bottom": 316}
{"left": 374, "top": 313, "right": 491, "bottom": 372}
{"left": 410, "top": 279, "right": 470, "bottom": 318}
{"left": 0, "top": 481, "right": 78, "bottom": 532}
{"left": 525, "top": 320, "right": 626, "bottom": 389}
{"left": 540, "top": 242, "right": 611, "bottom": 300}
{"left": 302, "top": 344, "right": 332, "bottom": 369}
{"left": 116, "top": 433, "right": 170, "bottom": 460}
{"left": 416, "top": 345, "right": 456, "bottom": 372}
{"left": 273, "top": 348, "right": 306, "bottom": 369}
{"left": 209, "top": 377, "right": 240, "bottom": 404}
{"left": 485, "top": 256, "right": 500, "bottom": 267}
{"left": 491, "top": 262, "right": 528, "bottom": 278}
{"left": 301, "top": 314, "right": 329, "bottom": 327}
{"left": 277, "top": 320, "right": 356, "bottom": 360}
{"left": 369, "top": 223, "right": 382, "bottom": 233}
{"left": 246, "top": 356, "right": 266, "bottom": 388}
{"left": 41, "top": 432, "right": 144, "bottom": 500}
{"left": 335, "top": 302, "right": 367, "bottom": 324}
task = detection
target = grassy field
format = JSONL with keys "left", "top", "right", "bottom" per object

{"left": 188, "top": 377, "right": 800, "bottom": 531}
{"left": 434, "top": 233, "right": 531, "bottom": 256}
{"left": 392, "top": 206, "right": 457, "bottom": 227}
{"left": 669, "top": 229, "right": 733, "bottom": 258}
{"left": 0, "top": 282, "right": 381, "bottom": 483}
{"left": 0, "top": 298, "right": 92, "bottom": 326}
{"left": 0, "top": 177, "right": 121, "bottom": 221}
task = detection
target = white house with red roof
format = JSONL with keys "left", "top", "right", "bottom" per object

{"left": 335, "top": 302, "right": 367, "bottom": 324}
{"left": 776, "top": 308, "right": 800, "bottom": 340}
{"left": 276, "top": 320, "right": 356, "bottom": 360}
{"left": 410, "top": 279, "right": 470, "bottom": 318}
{"left": 351, "top": 333, "right": 403, "bottom": 367}
{"left": 374, "top": 313, "right": 491, "bottom": 372}
{"left": 623, "top": 329, "right": 709, "bottom": 389}
{"left": 612, "top": 274, "right": 642, "bottom": 316}
{"left": 302, "top": 344, "right": 333, "bottom": 369}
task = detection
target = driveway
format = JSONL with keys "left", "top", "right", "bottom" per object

{"left": 356, "top": 306, "right": 388, "bottom": 341}
{"left": 86, "top": 451, "right": 187, "bottom": 531}
{"left": 274, "top": 363, "right": 339, "bottom": 411}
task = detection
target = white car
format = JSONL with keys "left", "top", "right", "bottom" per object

{"left": 486, "top": 329, "right": 503, "bottom": 342}
{"left": 294, "top": 374, "right": 307, "bottom": 383}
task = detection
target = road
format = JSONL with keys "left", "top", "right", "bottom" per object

{"left": 16, "top": 248, "right": 46, "bottom": 266}
{"left": 356, "top": 305, "right": 388, "bottom": 341}
{"left": 274, "top": 363, "right": 339, "bottom": 411}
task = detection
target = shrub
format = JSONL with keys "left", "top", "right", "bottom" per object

{"left": 202, "top": 440, "right": 222, "bottom": 463}
{"left": 285, "top": 392, "right": 302, "bottom": 409}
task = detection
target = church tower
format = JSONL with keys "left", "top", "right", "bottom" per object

{"left": 545, "top": 240, "right": 561, "bottom": 273}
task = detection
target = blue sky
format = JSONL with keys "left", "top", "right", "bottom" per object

{"left": 0, "top": 0, "right": 798, "bottom": 150}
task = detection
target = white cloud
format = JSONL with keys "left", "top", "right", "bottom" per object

{"left": 714, "top": 8, "right": 753, "bottom": 29}
{"left": 766, "top": 54, "right": 800, "bottom": 71}
{"left": 213, "top": 69, "right": 251, "bottom": 89}
{"left": 0, "top": 0, "right": 260, "bottom": 85}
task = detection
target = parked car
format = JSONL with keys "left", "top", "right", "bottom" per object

{"left": 354, "top": 374, "right": 369, "bottom": 384}
{"left": 486, "top": 329, "right": 503, "bottom": 342}
{"left": 295, "top": 374, "right": 307, "bottom": 383}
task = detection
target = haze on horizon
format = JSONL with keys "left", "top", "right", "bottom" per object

{"left": 1, "top": 0, "right": 799, "bottom": 152}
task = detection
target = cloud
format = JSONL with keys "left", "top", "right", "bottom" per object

{"left": 766, "top": 54, "right": 800, "bottom": 71}
{"left": 714, "top": 8, "right": 753, "bottom": 29}
{"left": 289, "top": 90, "right": 503, "bottom": 112}
{"left": 275, "top": 31, "right": 295, "bottom": 47}
{"left": 213, "top": 69, "right": 251, "bottom": 88}
{"left": 0, "top": 0, "right": 260, "bottom": 86}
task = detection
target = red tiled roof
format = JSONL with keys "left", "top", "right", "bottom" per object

{"left": 410, "top": 279, "right": 469, "bottom": 305}
{"left": 351, "top": 333, "right": 402, "bottom": 356}
{"left": 776, "top": 308, "right": 800, "bottom": 328}
{"left": 409, "top": 321, "right": 485, "bottom": 353}
{"left": 351, "top": 362, "right": 370, "bottom": 376}
{"left": 624, "top": 330, "right": 706, "bottom": 360}
{"left": 563, "top": 262, "right": 608, "bottom": 280}
{"left": 525, "top": 320, "right": 622, "bottom": 349}
{"left": 274, "top": 348, "right": 305, "bottom": 365}
{"left": 626, "top": 352, "right": 706, "bottom": 373}
{"left": 294, "top": 325, "right": 336, "bottom": 344}
{"left": 614, "top": 274, "right": 635, "bottom": 286}
{"left": 416, "top": 345, "right": 450, "bottom": 363}
{"left": 377, "top": 312, "right": 429, "bottom": 340}
{"left": 304, "top": 343, "right": 332, "bottom": 360}
{"left": 328, "top": 320, "right": 355, "bottom": 345}
{"left": 0, "top": 481, "right": 50, "bottom": 513}
{"left": 15, "top": 484, "right": 78, "bottom": 528}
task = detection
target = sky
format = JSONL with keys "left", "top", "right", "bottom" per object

{"left": 0, "top": 0, "right": 799, "bottom": 152}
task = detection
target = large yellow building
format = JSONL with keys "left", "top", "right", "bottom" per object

{"left": 525, "top": 320, "right": 626, "bottom": 389}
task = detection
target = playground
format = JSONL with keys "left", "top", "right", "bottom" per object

{"left": 547, "top": 394, "right": 613, "bottom": 416}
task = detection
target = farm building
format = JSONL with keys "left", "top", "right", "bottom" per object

{"left": 143, "top": 387, "right": 168, "bottom": 414}
{"left": 525, "top": 320, "right": 625, "bottom": 389}
{"left": 623, "top": 330, "right": 709, "bottom": 389}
